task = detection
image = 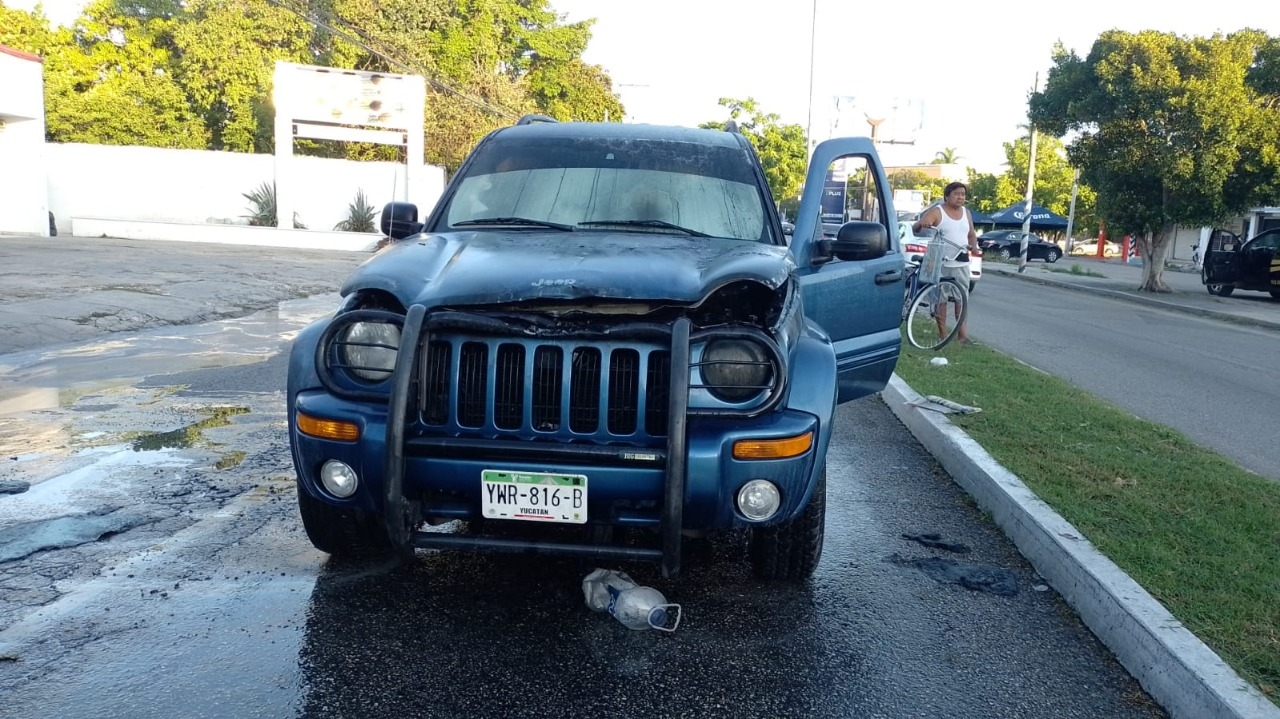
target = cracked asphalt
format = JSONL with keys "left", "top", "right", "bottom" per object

{"left": 0, "top": 235, "right": 368, "bottom": 355}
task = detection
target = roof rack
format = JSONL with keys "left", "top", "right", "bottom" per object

{"left": 516, "top": 114, "right": 559, "bottom": 126}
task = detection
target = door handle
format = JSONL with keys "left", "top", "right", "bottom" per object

{"left": 875, "top": 270, "right": 902, "bottom": 285}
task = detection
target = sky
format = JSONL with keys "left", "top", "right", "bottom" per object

{"left": 547, "top": 0, "right": 1278, "bottom": 174}
{"left": 11, "top": 0, "right": 1277, "bottom": 175}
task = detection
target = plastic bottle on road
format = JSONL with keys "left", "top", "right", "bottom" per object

{"left": 582, "top": 568, "right": 681, "bottom": 632}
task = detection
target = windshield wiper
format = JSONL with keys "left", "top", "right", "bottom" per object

{"left": 453, "top": 217, "right": 576, "bottom": 232}
{"left": 578, "top": 219, "right": 710, "bottom": 237}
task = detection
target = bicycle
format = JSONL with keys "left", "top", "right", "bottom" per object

{"left": 900, "top": 240, "right": 970, "bottom": 351}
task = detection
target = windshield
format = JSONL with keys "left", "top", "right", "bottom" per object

{"left": 438, "top": 135, "right": 774, "bottom": 243}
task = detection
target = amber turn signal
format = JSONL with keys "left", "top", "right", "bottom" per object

{"left": 732, "top": 431, "right": 813, "bottom": 460}
{"left": 297, "top": 411, "right": 360, "bottom": 442}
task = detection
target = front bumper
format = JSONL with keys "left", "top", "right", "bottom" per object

{"left": 292, "top": 308, "right": 821, "bottom": 578}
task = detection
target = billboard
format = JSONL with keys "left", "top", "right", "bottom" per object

{"left": 275, "top": 62, "right": 421, "bottom": 130}
{"left": 820, "top": 169, "right": 846, "bottom": 224}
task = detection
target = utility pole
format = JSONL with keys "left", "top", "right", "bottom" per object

{"left": 805, "top": 0, "right": 817, "bottom": 151}
{"left": 1064, "top": 168, "right": 1080, "bottom": 253}
{"left": 1019, "top": 72, "right": 1039, "bottom": 274}
{"left": 862, "top": 116, "right": 884, "bottom": 218}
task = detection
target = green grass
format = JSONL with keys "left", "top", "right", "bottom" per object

{"left": 893, "top": 341, "right": 1280, "bottom": 698}
{"left": 1045, "top": 263, "right": 1107, "bottom": 278}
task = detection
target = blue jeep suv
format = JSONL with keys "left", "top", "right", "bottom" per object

{"left": 286, "top": 117, "right": 903, "bottom": 580}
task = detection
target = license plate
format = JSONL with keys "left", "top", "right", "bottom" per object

{"left": 481, "top": 470, "right": 588, "bottom": 524}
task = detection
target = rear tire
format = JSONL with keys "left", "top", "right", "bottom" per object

{"left": 751, "top": 466, "right": 826, "bottom": 581}
{"left": 297, "top": 481, "right": 396, "bottom": 559}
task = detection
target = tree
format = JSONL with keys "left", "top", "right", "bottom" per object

{"left": 991, "top": 133, "right": 1098, "bottom": 236}
{"left": 172, "top": 0, "right": 312, "bottom": 153}
{"left": 965, "top": 169, "right": 1001, "bottom": 213}
{"left": 320, "top": 0, "right": 622, "bottom": 171}
{"left": 0, "top": 3, "right": 57, "bottom": 54}
{"left": 1, "top": 0, "right": 208, "bottom": 148}
{"left": 700, "top": 97, "right": 808, "bottom": 206}
{"left": 1030, "top": 30, "right": 1280, "bottom": 291}
{"left": 932, "top": 147, "right": 961, "bottom": 164}
{"left": 887, "top": 169, "right": 946, "bottom": 206}
{"left": 3, "top": 0, "right": 624, "bottom": 172}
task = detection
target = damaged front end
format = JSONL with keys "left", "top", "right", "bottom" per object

{"left": 291, "top": 273, "right": 821, "bottom": 578}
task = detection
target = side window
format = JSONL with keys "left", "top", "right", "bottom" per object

{"left": 816, "top": 154, "right": 892, "bottom": 251}
{"left": 1252, "top": 234, "right": 1280, "bottom": 250}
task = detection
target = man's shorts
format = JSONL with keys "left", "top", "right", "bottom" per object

{"left": 941, "top": 252, "right": 970, "bottom": 287}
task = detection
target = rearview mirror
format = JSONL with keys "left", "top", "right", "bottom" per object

{"left": 381, "top": 202, "right": 423, "bottom": 240}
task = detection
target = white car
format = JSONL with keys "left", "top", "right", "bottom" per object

{"left": 900, "top": 222, "right": 982, "bottom": 292}
{"left": 1070, "top": 238, "right": 1121, "bottom": 257}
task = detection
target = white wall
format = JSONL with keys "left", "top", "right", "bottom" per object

{"left": 46, "top": 143, "right": 446, "bottom": 236}
{"left": 0, "top": 48, "right": 50, "bottom": 236}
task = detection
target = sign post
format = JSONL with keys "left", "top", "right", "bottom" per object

{"left": 1019, "top": 73, "right": 1039, "bottom": 273}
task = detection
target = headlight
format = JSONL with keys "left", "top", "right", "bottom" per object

{"left": 339, "top": 321, "right": 401, "bottom": 382}
{"left": 700, "top": 339, "right": 773, "bottom": 402}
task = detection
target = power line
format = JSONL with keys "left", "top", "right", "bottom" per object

{"left": 258, "top": 0, "right": 521, "bottom": 121}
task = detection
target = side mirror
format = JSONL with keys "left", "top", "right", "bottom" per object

{"left": 822, "top": 221, "right": 888, "bottom": 262}
{"left": 381, "top": 202, "right": 423, "bottom": 240}
{"left": 782, "top": 222, "right": 795, "bottom": 236}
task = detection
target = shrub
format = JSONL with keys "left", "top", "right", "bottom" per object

{"left": 334, "top": 189, "right": 378, "bottom": 233}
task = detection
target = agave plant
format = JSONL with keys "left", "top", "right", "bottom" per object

{"left": 242, "top": 181, "right": 308, "bottom": 229}
{"left": 334, "top": 189, "right": 378, "bottom": 233}
{"left": 242, "top": 181, "right": 277, "bottom": 227}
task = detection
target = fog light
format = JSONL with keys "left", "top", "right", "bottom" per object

{"left": 737, "top": 480, "right": 781, "bottom": 521}
{"left": 320, "top": 460, "right": 359, "bottom": 498}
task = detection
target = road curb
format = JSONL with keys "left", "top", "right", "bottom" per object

{"left": 985, "top": 267, "right": 1280, "bottom": 332}
{"left": 881, "top": 374, "right": 1280, "bottom": 719}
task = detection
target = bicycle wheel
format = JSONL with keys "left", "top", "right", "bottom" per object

{"left": 904, "top": 279, "right": 968, "bottom": 350}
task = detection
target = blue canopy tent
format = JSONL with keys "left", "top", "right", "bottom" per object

{"left": 987, "top": 202, "right": 1069, "bottom": 230}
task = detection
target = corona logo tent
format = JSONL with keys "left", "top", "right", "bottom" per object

{"left": 987, "top": 202, "right": 1069, "bottom": 229}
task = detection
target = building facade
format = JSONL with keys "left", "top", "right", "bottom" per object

{"left": 0, "top": 43, "right": 49, "bottom": 236}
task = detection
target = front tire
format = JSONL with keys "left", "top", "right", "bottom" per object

{"left": 998, "top": 248, "right": 1012, "bottom": 262}
{"left": 751, "top": 466, "right": 826, "bottom": 581}
{"left": 297, "top": 481, "right": 396, "bottom": 559}
{"left": 904, "top": 279, "right": 967, "bottom": 351}
{"left": 1045, "top": 249, "right": 1060, "bottom": 263}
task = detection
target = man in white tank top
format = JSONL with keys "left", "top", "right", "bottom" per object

{"left": 912, "top": 182, "right": 980, "bottom": 344}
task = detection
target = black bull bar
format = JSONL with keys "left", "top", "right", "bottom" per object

{"left": 380, "top": 305, "right": 692, "bottom": 579}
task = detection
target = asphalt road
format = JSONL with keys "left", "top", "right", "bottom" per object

{"left": 0, "top": 314, "right": 1162, "bottom": 718}
{"left": 968, "top": 272, "right": 1280, "bottom": 480}
{"left": 0, "top": 236, "right": 367, "bottom": 355}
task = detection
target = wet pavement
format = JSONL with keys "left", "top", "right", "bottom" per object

{"left": 0, "top": 360, "right": 1165, "bottom": 718}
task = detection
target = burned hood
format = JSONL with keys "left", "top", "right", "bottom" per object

{"left": 342, "top": 231, "right": 794, "bottom": 307}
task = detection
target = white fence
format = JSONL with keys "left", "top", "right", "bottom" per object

{"left": 45, "top": 143, "right": 446, "bottom": 243}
